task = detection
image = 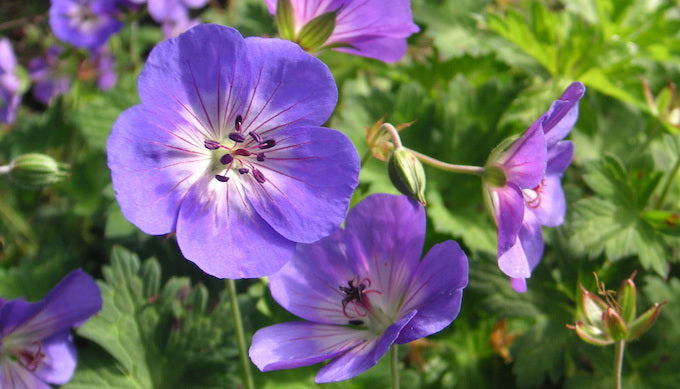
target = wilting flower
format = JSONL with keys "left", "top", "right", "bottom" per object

{"left": 263, "top": 0, "right": 420, "bottom": 62}
{"left": 0, "top": 269, "right": 102, "bottom": 388}
{"left": 484, "top": 82, "right": 585, "bottom": 292}
{"left": 107, "top": 24, "right": 359, "bottom": 279}
{"left": 49, "top": 0, "right": 123, "bottom": 50}
{"left": 0, "top": 38, "right": 21, "bottom": 125}
{"left": 249, "top": 194, "right": 468, "bottom": 382}
{"left": 29, "top": 46, "right": 71, "bottom": 105}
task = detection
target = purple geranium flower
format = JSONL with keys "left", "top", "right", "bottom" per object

{"left": 484, "top": 82, "right": 585, "bottom": 292}
{"left": 29, "top": 46, "right": 71, "bottom": 105}
{"left": 263, "top": 0, "right": 420, "bottom": 62}
{"left": 49, "top": 0, "right": 123, "bottom": 50}
{"left": 0, "top": 38, "right": 21, "bottom": 125}
{"left": 249, "top": 193, "right": 468, "bottom": 383}
{"left": 0, "top": 269, "right": 102, "bottom": 388}
{"left": 107, "top": 24, "right": 359, "bottom": 279}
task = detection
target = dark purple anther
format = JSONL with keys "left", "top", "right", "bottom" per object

{"left": 233, "top": 149, "right": 252, "bottom": 156}
{"left": 260, "top": 139, "right": 276, "bottom": 149}
{"left": 253, "top": 168, "right": 266, "bottom": 183}
{"left": 238, "top": 168, "right": 249, "bottom": 174}
{"left": 204, "top": 140, "right": 221, "bottom": 150}
{"left": 235, "top": 115, "right": 243, "bottom": 132}
{"left": 220, "top": 154, "right": 234, "bottom": 165}
{"left": 215, "top": 174, "right": 229, "bottom": 182}
{"left": 256, "top": 153, "right": 266, "bottom": 162}
{"left": 229, "top": 132, "right": 246, "bottom": 143}
{"left": 249, "top": 131, "right": 262, "bottom": 143}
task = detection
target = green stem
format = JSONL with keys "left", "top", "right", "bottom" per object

{"left": 390, "top": 345, "right": 399, "bottom": 389}
{"left": 379, "top": 123, "right": 485, "bottom": 176}
{"left": 614, "top": 340, "right": 625, "bottom": 389}
{"left": 360, "top": 149, "right": 372, "bottom": 168}
{"left": 654, "top": 153, "right": 680, "bottom": 209}
{"left": 226, "top": 279, "right": 255, "bottom": 389}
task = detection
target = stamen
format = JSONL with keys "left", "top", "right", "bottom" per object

{"left": 233, "top": 149, "right": 252, "bottom": 157}
{"left": 249, "top": 131, "right": 262, "bottom": 143}
{"left": 253, "top": 168, "right": 266, "bottom": 183}
{"left": 204, "top": 140, "right": 221, "bottom": 150}
{"left": 220, "top": 154, "right": 234, "bottom": 165}
{"left": 234, "top": 115, "right": 243, "bottom": 132}
{"left": 215, "top": 174, "right": 229, "bottom": 182}
{"left": 259, "top": 139, "right": 276, "bottom": 149}
{"left": 229, "top": 132, "right": 246, "bottom": 143}
{"left": 238, "top": 168, "right": 249, "bottom": 174}
{"left": 256, "top": 153, "right": 266, "bottom": 162}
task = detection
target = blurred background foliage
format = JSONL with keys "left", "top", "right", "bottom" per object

{"left": 1, "top": 0, "right": 679, "bottom": 388}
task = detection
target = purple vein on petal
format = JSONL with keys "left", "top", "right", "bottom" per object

{"left": 253, "top": 94, "right": 320, "bottom": 136}
{"left": 169, "top": 93, "right": 214, "bottom": 140}
{"left": 242, "top": 64, "right": 265, "bottom": 122}
{"left": 186, "top": 60, "right": 216, "bottom": 133}
{"left": 243, "top": 78, "right": 283, "bottom": 133}
{"left": 142, "top": 117, "right": 203, "bottom": 150}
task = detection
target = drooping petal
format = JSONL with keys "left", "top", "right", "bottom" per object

{"left": 175, "top": 175, "right": 295, "bottom": 278}
{"left": 269, "top": 229, "right": 361, "bottom": 325}
{"left": 541, "top": 82, "right": 585, "bottom": 148}
{"left": 138, "top": 24, "right": 250, "bottom": 137}
{"left": 489, "top": 184, "right": 525, "bottom": 256}
{"left": 108, "top": 105, "right": 210, "bottom": 235}
{"left": 6, "top": 270, "right": 101, "bottom": 341}
{"left": 498, "top": 211, "right": 544, "bottom": 283}
{"left": 315, "top": 311, "right": 417, "bottom": 383}
{"left": 497, "top": 121, "right": 547, "bottom": 189}
{"left": 242, "top": 37, "right": 338, "bottom": 134}
{"left": 1, "top": 359, "right": 51, "bottom": 389}
{"left": 395, "top": 241, "right": 468, "bottom": 344}
{"left": 244, "top": 126, "right": 358, "bottom": 244}
{"left": 249, "top": 321, "right": 367, "bottom": 372}
{"left": 32, "top": 331, "right": 77, "bottom": 385}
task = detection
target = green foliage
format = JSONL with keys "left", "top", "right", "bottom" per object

{"left": 65, "top": 246, "right": 243, "bottom": 389}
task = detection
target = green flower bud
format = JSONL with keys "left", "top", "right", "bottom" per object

{"left": 7, "top": 153, "right": 68, "bottom": 188}
{"left": 388, "top": 148, "right": 427, "bottom": 205}
{"left": 617, "top": 274, "right": 637, "bottom": 325}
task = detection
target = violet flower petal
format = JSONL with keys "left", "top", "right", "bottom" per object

{"left": 498, "top": 211, "right": 544, "bottom": 282}
{"left": 175, "top": 176, "right": 295, "bottom": 278}
{"left": 0, "top": 359, "right": 52, "bottom": 389}
{"left": 242, "top": 37, "right": 338, "bottom": 133}
{"left": 244, "top": 126, "right": 359, "bottom": 243}
{"left": 395, "top": 240, "right": 468, "bottom": 344}
{"left": 531, "top": 141, "right": 573, "bottom": 226}
{"left": 249, "top": 321, "right": 365, "bottom": 372}
{"left": 541, "top": 82, "right": 586, "bottom": 148}
{"left": 7, "top": 270, "right": 102, "bottom": 341}
{"left": 497, "top": 120, "right": 547, "bottom": 189}
{"left": 491, "top": 184, "right": 525, "bottom": 256}
{"left": 32, "top": 331, "right": 77, "bottom": 385}
{"left": 314, "top": 311, "right": 416, "bottom": 383}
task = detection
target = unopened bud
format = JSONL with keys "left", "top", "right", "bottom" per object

{"left": 7, "top": 153, "right": 68, "bottom": 188}
{"left": 388, "top": 148, "right": 426, "bottom": 205}
{"left": 602, "top": 307, "right": 628, "bottom": 341}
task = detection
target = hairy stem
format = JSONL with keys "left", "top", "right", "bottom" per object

{"left": 390, "top": 345, "right": 400, "bottom": 389}
{"left": 614, "top": 340, "right": 625, "bottom": 389}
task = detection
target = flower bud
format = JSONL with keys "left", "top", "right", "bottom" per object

{"left": 388, "top": 148, "right": 426, "bottom": 205}
{"left": 8, "top": 153, "right": 68, "bottom": 188}
{"left": 617, "top": 273, "right": 637, "bottom": 324}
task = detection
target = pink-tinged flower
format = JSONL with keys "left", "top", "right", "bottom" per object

{"left": 249, "top": 194, "right": 468, "bottom": 383}
{"left": 0, "top": 38, "right": 21, "bottom": 125}
{"left": 0, "top": 270, "right": 102, "bottom": 388}
{"left": 107, "top": 25, "right": 359, "bottom": 279}
{"left": 484, "top": 82, "right": 585, "bottom": 292}
{"left": 263, "top": 0, "right": 419, "bottom": 62}
{"left": 49, "top": 0, "right": 123, "bottom": 50}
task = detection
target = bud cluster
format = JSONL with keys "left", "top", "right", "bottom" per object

{"left": 567, "top": 273, "right": 665, "bottom": 345}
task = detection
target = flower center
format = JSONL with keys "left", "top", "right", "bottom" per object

{"left": 523, "top": 178, "right": 545, "bottom": 209}
{"left": 339, "top": 276, "right": 391, "bottom": 330}
{"left": 204, "top": 114, "right": 277, "bottom": 184}
{"left": 1, "top": 339, "right": 46, "bottom": 371}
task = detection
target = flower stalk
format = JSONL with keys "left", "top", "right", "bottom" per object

{"left": 390, "top": 345, "right": 400, "bottom": 389}
{"left": 614, "top": 340, "right": 625, "bottom": 389}
{"left": 227, "top": 279, "right": 255, "bottom": 389}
